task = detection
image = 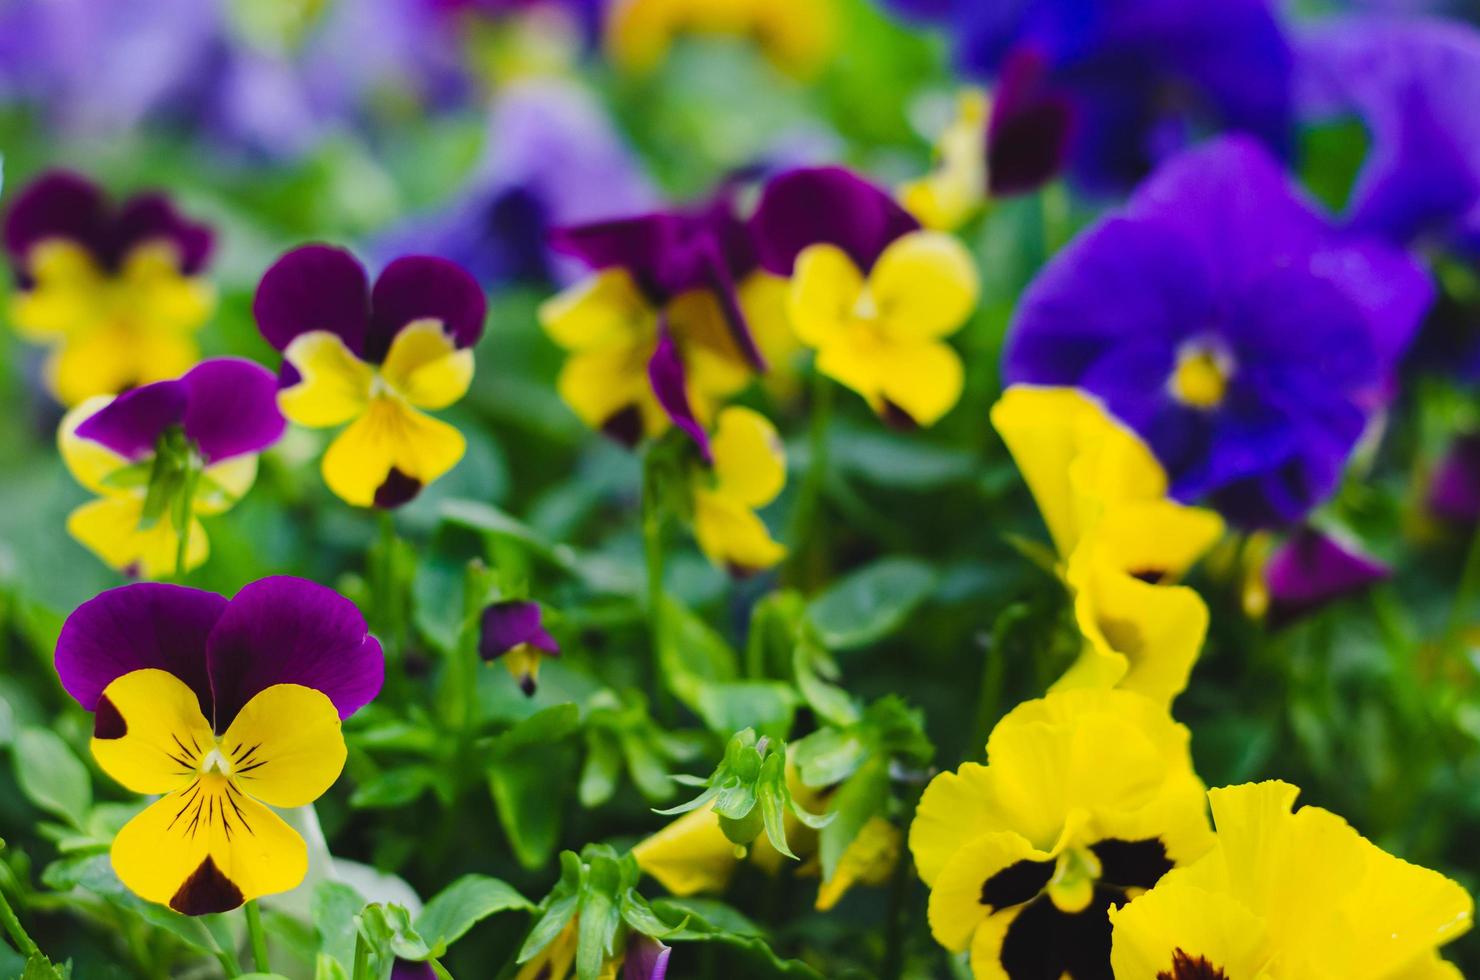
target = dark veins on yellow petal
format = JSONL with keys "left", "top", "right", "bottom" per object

{"left": 170, "top": 855, "right": 245, "bottom": 915}
{"left": 1158, "top": 949, "right": 1229, "bottom": 980}
{"left": 166, "top": 780, "right": 256, "bottom": 842}
{"left": 93, "top": 694, "right": 127, "bottom": 739}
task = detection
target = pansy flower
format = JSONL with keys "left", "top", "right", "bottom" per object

{"left": 688, "top": 405, "right": 787, "bottom": 575}
{"left": 992, "top": 386, "right": 1223, "bottom": 704}
{"left": 539, "top": 192, "right": 774, "bottom": 455}
{"left": 1003, "top": 136, "right": 1434, "bottom": 527}
{"left": 3, "top": 170, "right": 215, "bottom": 406}
{"left": 1430, "top": 433, "right": 1480, "bottom": 524}
{"left": 1110, "top": 781, "right": 1472, "bottom": 979}
{"left": 898, "top": 88, "right": 990, "bottom": 232}
{"left": 752, "top": 166, "right": 979, "bottom": 428}
{"left": 513, "top": 916, "right": 670, "bottom": 980}
{"left": 59, "top": 358, "right": 286, "bottom": 579}
{"left": 253, "top": 246, "right": 486, "bottom": 508}
{"left": 1258, "top": 527, "right": 1390, "bottom": 628}
{"left": 886, "top": 0, "right": 1292, "bottom": 195}
{"left": 54, "top": 577, "right": 383, "bottom": 914}
{"left": 909, "top": 688, "right": 1213, "bottom": 979}
{"left": 479, "top": 599, "right": 560, "bottom": 695}
{"left": 605, "top": 0, "right": 834, "bottom": 79}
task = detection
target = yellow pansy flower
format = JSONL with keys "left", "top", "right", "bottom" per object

{"left": 899, "top": 88, "right": 991, "bottom": 232}
{"left": 607, "top": 0, "right": 834, "bottom": 78}
{"left": 690, "top": 406, "right": 787, "bottom": 574}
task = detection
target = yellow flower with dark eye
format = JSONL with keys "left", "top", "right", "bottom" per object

{"left": 3, "top": 171, "right": 216, "bottom": 406}
{"left": 991, "top": 385, "right": 1224, "bottom": 704}
{"left": 909, "top": 688, "right": 1213, "bottom": 980}
{"left": 899, "top": 88, "right": 991, "bottom": 232}
{"left": 606, "top": 0, "right": 834, "bottom": 78}
{"left": 253, "top": 246, "right": 486, "bottom": 509}
{"left": 689, "top": 406, "right": 787, "bottom": 575}
{"left": 1111, "top": 781, "right": 1472, "bottom": 980}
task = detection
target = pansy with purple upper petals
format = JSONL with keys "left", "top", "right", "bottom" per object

{"left": 479, "top": 599, "right": 560, "bottom": 695}
{"left": 887, "top": 0, "right": 1293, "bottom": 195}
{"left": 59, "top": 358, "right": 286, "bottom": 579}
{"left": 4, "top": 170, "right": 216, "bottom": 406}
{"left": 539, "top": 191, "right": 777, "bottom": 455}
{"left": 1257, "top": 527, "right": 1391, "bottom": 628}
{"left": 1003, "top": 136, "right": 1434, "bottom": 527}
{"left": 753, "top": 166, "right": 979, "bottom": 428}
{"left": 253, "top": 245, "right": 486, "bottom": 509}
{"left": 55, "top": 576, "right": 383, "bottom": 915}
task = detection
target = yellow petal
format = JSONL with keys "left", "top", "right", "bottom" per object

{"left": 58, "top": 395, "right": 131, "bottom": 497}
{"left": 870, "top": 231, "right": 979, "bottom": 342}
{"left": 193, "top": 455, "right": 259, "bottom": 516}
{"left": 67, "top": 497, "right": 208, "bottom": 579}
{"left": 1108, "top": 878, "right": 1274, "bottom": 980}
{"left": 967, "top": 907, "right": 1021, "bottom": 980}
{"left": 47, "top": 322, "right": 197, "bottom": 407}
{"left": 540, "top": 269, "right": 655, "bottom": 352}
{"left": 555, "top": 343, "right": 661, "bottom": 434}
{"left": 119, "top": 244, "right": 216, "bottom": 334}
{"left": 711, "top": 406, "right": 786, "bottom": 507}
{"left": 380, "top": 318, "right": 474, "bottom": 410}
{"left": 218, "top": 684, "right": 346, "bottom": 809}
{"left": 692, "top": 489, "right": 786, "bottom": 573}
{"left": 320, "top": 397, "right": 465, "bottom": 507}
{"left": 910, "top": 762, "right": 1001, "bottom": 887}
{"left": 1082, "top": 499, "right": 1224, "bottom": 582}
{"left": 927, "top": 831, "right": 1050, "bottom": 951}
{"left": 111, "top": 776, "right": 307, "bottom": 914}
{"left": 815, "top": 816, "right": 900, "bottom": 911}
{"left": 90, "top": 669, "right": 214, "bottom": 796}
{"left": 279, "top": 331, "right": 374, "bottom": 428}
{"left": 633, "top": 803, "right": 740, "bottom": 896}
{"left": 875, "top": 339, "right": 964, "bottom": 427}
{"left": 11, "top": 241, "right": 108, "bottom": 341}
{"left": 788, "top": 244, "right": 865, "bottom": 349}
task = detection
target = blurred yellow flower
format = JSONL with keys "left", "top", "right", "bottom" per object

{"left": 607, "top": 0, "right": 834, "bottom": 78}
{"left": 899, "top": 88, "right": 990, "bottom": 232}
{"left": 690, "top": 406, "right": 787, "bottom": 574}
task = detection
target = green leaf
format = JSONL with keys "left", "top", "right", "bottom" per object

{"left": 415, "top": 874, "right": 532, "bottom": 952}
{"left": 489, "top": 703, "right": 582, "bottom": 754}
{"left": 656, "top": 594, "right": 739, "bottom": 713}
{"left": 693, "top": 682, "right": 797, "bottom": 739}
{"left": 758, "top": 780, "right": 796, "bottom": 861}
{"left": 805, "top": 558, "right": 936, "bottom": 650}
{"left": 488, "top": 740, "right": 578, "bottom": 869}
{"left": 579, "top": 731, "right": 623, "bottom": 808}
{"left": 12, "top": 728, "right": 91, "bottom": 826}
{"left": 348, "top": 767, "right": 436, "bottom": 809}
{"left": 357, "top": 903, "right": 430, "bottom": 961}
{"left": 518, "top": 892, "right": 579, "bottom": 964}
{"left": 648, "top": 900, "right": 823, "bottom": 979}
{"left": 312, "top": 881, "right": 367, "bottom": 972}
{"left": 21, "top": 954, "right": 68, "bottom": 980}
{"left": 790, "top": 728, "right": 867, "bottom": 788}
{"left": 818, "top": 757, "right": 889, "bottom": 881}
{"left": 575, "top": 884, "right": 619, "bottom": 980}
{"left": 621, "top": 730, "right": 677, "bottom": 802}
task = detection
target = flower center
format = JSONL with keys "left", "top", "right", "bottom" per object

{"left": 199, "top": 745, "right": 233, "bottom": 777}
{"left": 1169, "top": 340, "right": 1232, "bottom": 409}
{"left": 1046, "top": 846, "right": 1102, "bottom": 913}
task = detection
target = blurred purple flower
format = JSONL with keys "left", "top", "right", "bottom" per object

{"left": 1430, "top": 433, "right": 1480, "bottom": 524}
{"left": 372, "top": 79, "right": 654, "bottom": 288}
{"left": 887, "top": 0, "right": 1293, "bottom": 194}
{"left": 1264, "top": 527, "right": 1390, "bottom": 627}
{"left": 1003, "top": 136, "right": 1433, "bottom": 527}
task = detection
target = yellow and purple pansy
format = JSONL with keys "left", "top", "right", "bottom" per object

{"left": 54, "top": 577, "right": 383, "bottom": 915}
{"left": 689, "top": 405, "right": 787, "bottom": 575}
{"left": 59, "top": 358, "right": 286, "bottom": 579}
{"left": 540, "top": 195, "right": 772, "bottom": 455}
{"left": 479, "top": 599, "right": 560, "bottom": 695}
{"left": 3, "top": 170, "right": 216, "bottom": 406}
{"left": 991, "top": 385, "right": 1223, "bottom": 705}
{"left": 1111, "top": 781, "right": 1472, "bottom": 979}
{"left": 253, "top": 245, "right": 487, "bottom": 509}
{"left": 605, "top": 0, "right": 834, "bottom": 79}
{"left": 909, "top": 687, "right": 1213, "bottom": 980}
{"left": 752, "top": 166, "right": 980, "bottom": 429}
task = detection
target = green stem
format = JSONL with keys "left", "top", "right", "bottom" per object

{"left": 785, "top": 368, "right": 834, "bottom": 587}
{"left": 881, "top": 787, "right": 923, "bottom": 980}
{"left": 377, "top": 511, "right": 405, "bottom": 657}
{"left": 641, "top": 453, "right": 672, "bottom": 716}
{"left": 351, "top": 928, "right": 372, "bottom": 980}
{"left": 174, "top": 465, "right": 201, "bottom": 582}
{"left": 209, "top": 925, "right": 242, "bottom": 978}
{"left": 969, "top": 635, "right": 1006, "bottom": 757}
{"left": 244, "top": 900, "right": 270, "bottom": 974}
{"left": 0, "top": 883, "right": 38, "bottom": 958}
{"left": 1446, "top": 522, "right": 1480, "bottom": 654}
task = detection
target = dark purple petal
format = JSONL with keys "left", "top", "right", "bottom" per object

{"left": 987, "top": 47, "right": 1076, "bottom": 196}
{"left": 366, "top": 255, "right": 487, "bottom": 362}
{"left": 109, "top": 192, "right": 215, "bottom": 274}
{"left": 1430, "top": 433, "right": 1480, "bottom": 523}
{"left": 206, "top": 577, "right": 384, "bottom": 732}
{"left": 4, "top": 170, "right": 109, "bottom": 268}
{"left": 180, "top": 359, "right": 286, "bottom": 463}
{"left": 750, "top": 167, "right": 919, "bottom": 275}
{"left": 54, "top": 583, "right": 226, "bottom": 718}
{"left": 1264, "top": 527, "right": 1390, "bottom": 627}
{"left": 648, "top": 330, "right": 711, "bottom": 460}
{"left": 478, "top": 600, "right": 559, "bottom": 661}
{"left": 625, "top": 936, "right": 671, "bottom": 980}
{"left": 74, "top": 379, "right": 189, "bottom": 461}
{"left": 253, "top": 245, "right": 371, "bottom": 355}
{"left": 390, "top": 962, "right": 438, "bottom": 980}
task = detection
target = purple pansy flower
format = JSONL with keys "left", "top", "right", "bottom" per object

{"left": 59, "top": 359, "right": 286, "bottom": 579}
{"left": 749, "top": 166, "right": 921, "bottom": 278}
{"left": 1003, "top": 136, "right": 1433, "bottom": 527}
{"left": 253, "top": 246, "right": 486, "bottom": 509}
{"left": 1430, "top": 433, "right": 1480, "bottom": 524}
{"left": 55, "top": 577, "right": 383, "bottom": 914}
{"left": 625, "top": 935, "right": 671, "bottom": 980}
{"left": 373, "top": 78, "right": 654, "bottom": 289}
{"left": 479, "top": 599, "right": 560, "bottom": 695}
{"left": 887, "top": 0, "right": 1293, "bottom": 194}
{"left": 1262, "top": 527, "right": 1391, "bottom": 627}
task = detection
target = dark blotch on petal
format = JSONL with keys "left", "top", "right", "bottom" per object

{"left": 979, "top": 858, "right": 1055, "bottom": 912}
{"left": 601, "top": 405, "right": 644, "bottom": 448}
{"left": 169, "top": 856, "right": 244, "bottom": 916}
{"left": 880, "top": 400, "right": 920, "bottom": 431}
{"left": 92, "top": 694, "right": 127, "bottom": 740}
{"left": 373, "top": 468, "right": 423, "bottom": 509}
{"left": 1158, "top": 949, "right": 1230, "bottom": 980}
{"left": 998, "top": 890, "right": 1117, "bottom": 980}
{"left": 1089, "top": 838, "right": 1173, "bottom": 890}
